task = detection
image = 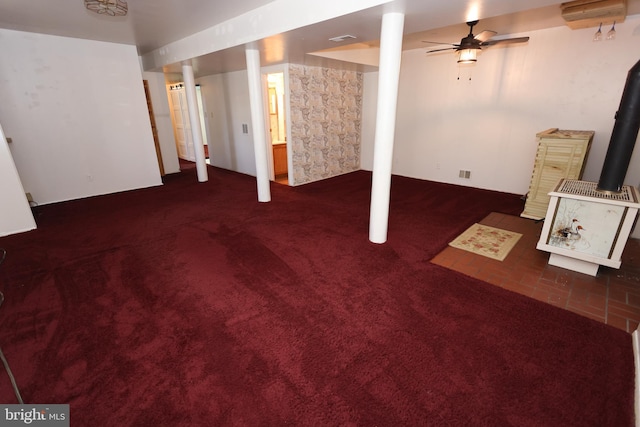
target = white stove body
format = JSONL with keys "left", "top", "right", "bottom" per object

{"left": 536, "top": 179, "right": 640, "bottom": 276}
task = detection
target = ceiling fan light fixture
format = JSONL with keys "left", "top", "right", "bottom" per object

{"left": 457, "top": 48, "right": 478, "bottom": 63}
{"left": 85, "top": 0, "right": 128, "bottom": 17}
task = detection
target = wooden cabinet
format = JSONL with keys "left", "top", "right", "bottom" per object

{"left": 273, "top": 143, "right": 288, "bottom": 177}
{"left": 521, "top": 128, "right": 594, "bottom": 220}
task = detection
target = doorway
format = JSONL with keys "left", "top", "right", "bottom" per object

{"left": 167, "top": 83, "right": 209, "bottom": 165}
{"left": 266, "top": 72, "right": 288, "bottom": 184}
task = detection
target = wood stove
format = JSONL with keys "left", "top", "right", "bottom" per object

{"left": 537, "top": 179, "right": 640, "bottom": 276}
{"left": 537, "top": 59, "right": 640, "bottom": 276}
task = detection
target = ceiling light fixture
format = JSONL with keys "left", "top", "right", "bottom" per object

{"left": 457, "top": 48, "right": 477, "bottom": 63}
{"left": 85, "top": 0, "right": 128, "bottom": 17}
{"left": 607, "top": 21, "right": 616, "bottom": 40}
{"left": 593, "top": 23, "right": 602, "bottom": 41}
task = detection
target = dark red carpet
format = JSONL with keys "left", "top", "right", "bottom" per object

{"left": 0, "top": 164, "right": 633, "bottom": 426}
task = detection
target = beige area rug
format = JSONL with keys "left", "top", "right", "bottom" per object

{"left": 449, "top": 223, "right": 523, "bottom": 261}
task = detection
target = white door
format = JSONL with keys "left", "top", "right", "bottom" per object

{"left": 169, "top": 87, "right": 195, "bottom": 161}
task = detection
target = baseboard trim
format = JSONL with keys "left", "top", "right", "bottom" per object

{"left": 633, "top": 329, "right": 640, "bottom": 427}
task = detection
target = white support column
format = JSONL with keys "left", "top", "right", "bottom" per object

{"left": 181, "top": 60, "right": 208, "bottom": 182}
{"left": 369, "top": 12, "right": 405, "bottom": 244}
{"left": 245, "top": 42, "right": 271, "bottom": 202}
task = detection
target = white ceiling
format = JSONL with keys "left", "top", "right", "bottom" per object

{"left": 0, "top": 0, "right": 272, "bottom": 54}
{"left": 1, "top": 0, "right": 639, "bottom": 78}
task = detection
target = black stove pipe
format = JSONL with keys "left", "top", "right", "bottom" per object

{"left": 598, "top": 59, "right": 640, "bottom": 193}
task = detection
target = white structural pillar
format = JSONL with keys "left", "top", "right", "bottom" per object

{"left": 369, "top": 12, "right": 405, "bottom": 244}
{"left": 181, "top": 60, "right": 208, "bottom": 182}
{"left": 245, "top": 42, "right": 271, "bottom": 202}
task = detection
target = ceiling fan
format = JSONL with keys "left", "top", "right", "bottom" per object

{"left": 424, "top": 20, "right": 530, "bottom": 63}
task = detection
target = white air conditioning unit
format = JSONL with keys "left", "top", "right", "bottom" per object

{"left": 561, "top": 0, "right": 627, "bottom": 29}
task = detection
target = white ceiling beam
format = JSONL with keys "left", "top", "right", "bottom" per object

{"left": 140, "top": 0, "right": 391, "bottom": 72}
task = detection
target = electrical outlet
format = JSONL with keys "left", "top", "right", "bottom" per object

{"left": 459, "top": 170, "right": 471, "bottom": 179}
{"left": 25, "top": 192, "right": 33, "bottom": 202}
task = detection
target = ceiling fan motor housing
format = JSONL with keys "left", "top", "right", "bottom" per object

{"left": 458, "top": 34, "right": 482, "bottom": 50}
{"left": 458, "top": 21, "right": 482, "bottom": 51}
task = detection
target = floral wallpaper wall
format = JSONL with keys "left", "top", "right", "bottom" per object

{"left": 288, "top": 64, "right": 362, "bottom": 185}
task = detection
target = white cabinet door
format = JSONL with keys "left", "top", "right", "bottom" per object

{"left": 169, "top": 88, "right": 195, "bottom": 161}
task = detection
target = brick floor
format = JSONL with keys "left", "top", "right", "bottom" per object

{"left": 431, "top": 212, "right": 640, "bottom": 333}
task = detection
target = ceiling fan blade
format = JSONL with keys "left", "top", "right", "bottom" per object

{"left": 426, "top": 47, "right": 458, "bottom": 54}
{"left": 481, "top": 37, "right": 530, "bottom": 47}
{"left": 422, "top": 40, "right": 458, "bottom": 46}
{"left": 474, "top": 30, "right": 497, "bottom": 42}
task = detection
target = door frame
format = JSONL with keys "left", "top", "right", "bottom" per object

{"left": 262, "top": 68, "right": 289, "bottom": 183}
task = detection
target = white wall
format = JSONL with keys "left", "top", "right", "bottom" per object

{"left": 361, "top": 15, "right": 640, "bottom": 196}
{"left": 0, "top": 123, "right": 36, "bottom": 236}
{"left": 142, "top": 71, "right": 180, "bottom": 175}
{"left": 196, "top": 71, "right": 257, "bottom": 176}
{"left": 0, "top": 29, "right": 162, "bottom": 207}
